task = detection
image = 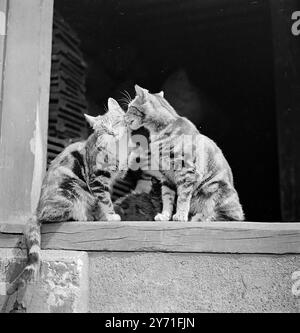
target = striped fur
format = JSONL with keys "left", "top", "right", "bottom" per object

{"left": 125, "top": 85, "right": 244, "bottom": 222}
{"left": 9, "top": 99, "right": 128, "bottom": 293}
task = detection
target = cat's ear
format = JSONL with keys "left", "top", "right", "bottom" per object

{"left": 135, "top": 84, "right": 149, "bottom": 100}
{"left": 107, "top": 98, "right": 124, "bottom": 115}
{"left": 84, "top": 114, "right": 97, "bottom": 127}
{"left": 157, "top": 91, "right": 164, "bottom": 98}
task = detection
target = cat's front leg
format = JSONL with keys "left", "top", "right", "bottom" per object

{"left": 90, "top": 173, "right": 121, "bottom": 221}
{"left": 172, "top": 190, "right": 193, "bottom": 222}
{"left": 172, "top": 170, "right": 195, "bottom": 222}
{"left": 155, "top": 181, "right": 176, "bottom": 221}
{"left": 98, "top": 192, "right": 121, "bottom": 221}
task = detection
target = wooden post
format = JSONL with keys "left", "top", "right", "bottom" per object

{"left": 0, "top": 0, "right": 53, "bottom": 224}
{"left": 270, "top": 0, "right": 300, "bottom": 221}
{"left": 0, "top": 0, "right": 8, "bottom": 131}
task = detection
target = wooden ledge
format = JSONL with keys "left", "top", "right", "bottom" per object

{"left": 0, "top": 222, "right": 300, "bottom": 254}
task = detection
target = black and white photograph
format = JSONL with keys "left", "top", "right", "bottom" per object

{"left": 0, "top": 0, "right": 299, "bottom": 316}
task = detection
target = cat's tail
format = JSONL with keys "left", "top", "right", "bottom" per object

{"left": 7, "top": 216, "right": 41, "bottom": 295}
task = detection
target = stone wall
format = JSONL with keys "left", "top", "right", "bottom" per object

{"left": 0, "top": 249, "right": 299, "bottom": 313}
{"left": 89, "top": 252, "right": 300, "bottom": 313}
{"left": 0, "top": 249, "right": 88, "bottom": 313}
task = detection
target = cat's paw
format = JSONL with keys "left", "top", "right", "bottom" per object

{"left": 172, "top": 211, "right": 189, "bottom": 222}
{"left": 105, "top": 214, "right": 121, "bottom": 221}
{"left": 190, "top": 214, "right": 212, "bottom": 222}
{"left": 190, "top": 214, "right": 202, "bottom": 222}
{"left": 154, "top": 212, "right": 171, "bottom": 221}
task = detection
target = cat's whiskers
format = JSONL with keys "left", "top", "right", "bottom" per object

{"left": 119, "top": 97, "right": 131, "bottom": 105}
{"left": 119, "top": 90, "right": 132, "bottom": 107}
{"left": 122, "top": 89, "right": 132, "bottom": 101}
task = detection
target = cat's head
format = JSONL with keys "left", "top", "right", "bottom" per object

{"left": 84, "top": 98, "right": 126, "bottom": 145}
{"left": 125, "top": 85, "right": 177, "bottom": 132}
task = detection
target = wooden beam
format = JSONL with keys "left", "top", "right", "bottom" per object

{"left": 0, "top": 0, "right": 54, "bottom": 223}
{"left": 270, "top": 0, "right": 300, "bottom": 221}
{"left": 2, "top": 222, "right": 300, "bottom": 254}
{"left": 0, "top": 0, "right": 8, "bottom": 129}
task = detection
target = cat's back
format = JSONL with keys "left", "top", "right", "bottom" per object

{"left": 155, "top": 116, "right": 199, "bottom": 145}
{"left": 196, "top": 133, "right": 234, "bottom": 185}
{"left": 172, "top": 116, "right": 199, "bottom": 136}
{"left": 170, "top": 119, "right": 233, "bottom": 183}
{"left": 42, "top": 139, "right": 88, "bottom": 192}
{"left": 48, "top": 141, "right": 86, "bottom": 170}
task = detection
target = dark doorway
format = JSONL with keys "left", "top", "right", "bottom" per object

{"left": 52, "top": 0, "right": 281, "bottom": 221}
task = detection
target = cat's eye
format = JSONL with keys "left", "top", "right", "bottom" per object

{"left": 130, "top": 106, "right": 143, "bottom": 116}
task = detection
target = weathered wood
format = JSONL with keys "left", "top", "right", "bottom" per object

{"left": 1, "top": 222, "right": 300, "bottom": 254}
{"left": 270, "top": 0, "right": 300, "bottom": 221}
{"left": 0, "top": 233, "right": 23, "bottom": 248}
{"left": 0, "top": 223, "right": 24, "bottom": 249}
{"left": 0, "top": 223, "right": 24, "bottom": 234}
{"left": 38, "top": 222, "right": 300, "bottom": 254}
{"left": 0, "top": 0, "right": 7, "bottom": 128}
{"left": 0, "top": 0, "right": 54, "bottom": 223}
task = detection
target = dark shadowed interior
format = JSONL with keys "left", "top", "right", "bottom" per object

{"left": 54, "top": 0, "right": 281, "bottom": 221}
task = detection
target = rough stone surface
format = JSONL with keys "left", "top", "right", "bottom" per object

{"left": 89, "top": 252, "right": 300, "bottom": 313}
{"left": 1, "top": 248, "right": 299, "bottom": 313}
{"left": 0, "top": 249, "right": 89, "bottom": 313}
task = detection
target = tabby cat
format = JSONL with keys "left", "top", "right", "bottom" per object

{"left": 11, "top": 98, "right": 128, "bottom": 292}
{"left": 125, "top": 85, "right": 244, "bottom": 222}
